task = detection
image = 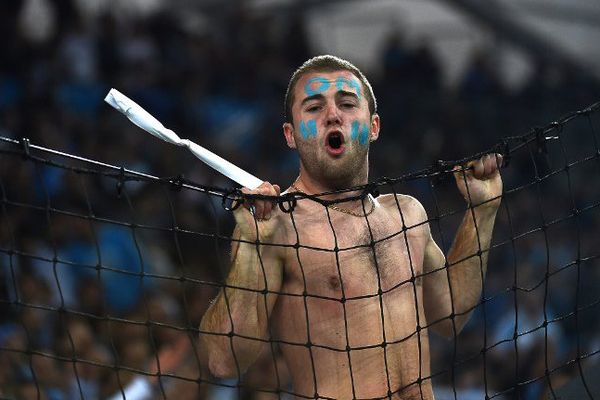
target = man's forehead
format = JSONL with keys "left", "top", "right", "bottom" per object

{"left": 296, "top": 70, "right": 362, "bottom": 99}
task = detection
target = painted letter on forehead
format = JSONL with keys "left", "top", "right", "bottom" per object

{"left": 335, "top": 76, "right": 361, "bottom": 99}
{"left": 304, "top": 77, "right": 330, "bottom": 96}
{"left": 299, "top": 119, "right": 317, "bottom": 139}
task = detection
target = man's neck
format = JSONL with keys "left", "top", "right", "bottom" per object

{"left": 292, "top": 171, "right": 368, "bottom": 201}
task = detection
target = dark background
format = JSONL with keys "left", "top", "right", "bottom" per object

{"left": 0, "top": 1, "right": 599, "bottom": 399}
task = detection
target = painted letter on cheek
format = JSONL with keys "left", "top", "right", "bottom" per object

{"left": 304, "top": 77, "right": 330, "bottom": 96}
{"left": 351, "top": 120, "right": 360, "bottom": 142}
{"left": 359, "top": 123, "right": 369, "bottom": 145}
{"left": 351, "top": 120, "right": 369, "bottom": 145}
{"left": 300, "top": 120, "right": 317, "bottom": 139}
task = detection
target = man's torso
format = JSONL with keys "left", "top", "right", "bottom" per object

{"left": 268, "top": 193, "right": 434, "bottom": 399}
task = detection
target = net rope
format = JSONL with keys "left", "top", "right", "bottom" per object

{"left": 0, "top": 101, "right": 599, "bottom": 399}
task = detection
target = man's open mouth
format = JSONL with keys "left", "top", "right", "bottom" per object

{"left": 325, "top": 131, "right": 345, "bottom": 155}
{"left": 327, "top": 131, "right": 344, "bottom": 149}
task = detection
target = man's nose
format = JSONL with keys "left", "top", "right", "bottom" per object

{"left": 325, "top": 103, "right": 342, "bottom": 126}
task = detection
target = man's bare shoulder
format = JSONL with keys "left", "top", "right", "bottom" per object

{"left": 377, "top": 193, "right": 427, "bottom": 219}
{"left": 375, "top": 194, "right": 430, "bottom": 236}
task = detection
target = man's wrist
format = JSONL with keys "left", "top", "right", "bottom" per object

{"left": 469, "top": 196, "right": 501, "bottom": 211}
{"left": 470, "top": 201, "right": 500, "bottom": 222}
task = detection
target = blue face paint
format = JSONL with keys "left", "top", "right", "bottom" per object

{"left": 351, "top": 120, "right": 369, "bottom": 145}
{"left": 335, "top": 76, "right": 361, "bottom": 99}
{"left": 351, "top": 120, "right": 360, "bottom": 142}
{"left": 304, "top": 77, "right": 331, "bottom": 96}
{"left": 359, "top": 123, "right": 369, "bottom": 145}
{"left": 300, "top": 119, "right": 317, "bottom": 139}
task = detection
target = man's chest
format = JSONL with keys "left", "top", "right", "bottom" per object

{"left": 280, "top": 209, "right": 427, "bottom": 299}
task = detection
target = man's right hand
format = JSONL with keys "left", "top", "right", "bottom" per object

{"left": 233, "top": 181, "right": 281, "bottom": 241}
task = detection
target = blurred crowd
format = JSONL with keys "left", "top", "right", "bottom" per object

{"left": 0, "top": 0, "right": 599, "bottom": 399}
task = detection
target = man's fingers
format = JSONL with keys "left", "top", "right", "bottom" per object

{"left": 259, "top": 182, "right": 278, "bottom": 220}
{"left": 490, "top": 153, "right": 503, "bottom": 174}
{"left": 482, "top": 153, "right": 503, "bottom": 177}
{"left": 264, "top": 201, "right": 274, "bottom": 220}
{"left": 452, "top": 153, "right": 503, "bottom": 206}
{"left": 254, "top": 200, "right": 266, "bottom": 220}
{"left": 483, "top": 154, "right": 494, "bottom": 176}
{"left": 452, "top": 164, "right": 467, "bottom": 184}
{"left": 495, "top": 153, "right": 504, "bottom": 169}
{"left": 239, "top": 187, "right": 260, "bottom": 218}
{"left": 458, "top": 154, "right": 503, "bottom": 180}
{"left": 241, "top": 181, "right": 281, "bottom": 221}
{"left": 265, "top": 184, "right": 281, "bottom": 219}
{"left": 471, "top": 158, "right": 484, "bottom": 179}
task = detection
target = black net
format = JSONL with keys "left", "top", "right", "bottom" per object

{"left": 1, "top": 101, "right": 599, "bottom": 399}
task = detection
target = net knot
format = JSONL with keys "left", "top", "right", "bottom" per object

{"left": 434, "top": 159, "right": 446, "bottom": 171}
{"left": 534, "top": 127, "right": 549, "bottom": 155}
{"left": 222, "top": 188, "right": 243, "bottom": 211}
{"left": 367, "top": 182, "right": 380, "bottom": 198}
{"left": 20, "top": 137, "right": 31, "bottom": 160}
{"left": 431, "top": 159, "right": 449, "bottom": 186}
{"left": 498, "top": 139, "right": 511, "bottom": 168}
{"left": 169, "top": 174, "right": 185, "bottom": 192}
{"left": 116, "top": 166, "right": 126, "bottom": 198}
{"left": 278, "top": 193, "right": 297, "bottom": 213}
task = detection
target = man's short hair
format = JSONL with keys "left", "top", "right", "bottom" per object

{"left": 284, "top": 55, "right": 377, "bottom": 124}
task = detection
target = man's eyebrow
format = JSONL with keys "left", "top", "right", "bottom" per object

{"left": 300, "top": 93, "right": 325, "bottom": 107}
{"left": 299, "top": 90, "right": 359, "bottom": 108}
{"left": 336, "top": 90, "right": 359, "bottom": 100}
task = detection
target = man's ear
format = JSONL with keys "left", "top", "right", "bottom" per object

{"left": 283, "top": 122, "right": 297, "bottom": 149}
{"left": 370, "top": 114, "right": 380, "bottom": 142}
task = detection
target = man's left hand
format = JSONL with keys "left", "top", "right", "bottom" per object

{"left": 454, "top": 153, "right": 503, "bottom": 208}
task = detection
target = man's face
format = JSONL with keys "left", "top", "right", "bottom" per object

{"left": 283, "top": 70, "right": 380, "bottom": 188}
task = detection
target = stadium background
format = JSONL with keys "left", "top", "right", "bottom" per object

{"left": 1, "top": 0, "right": 599, "bottom": 399}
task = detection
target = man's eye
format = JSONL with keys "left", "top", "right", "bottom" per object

{"left": 341, "top": 103, "right": 356, "bottom": 109}
{"left": 306, "top": 106, "right": 321, "bottom": 112}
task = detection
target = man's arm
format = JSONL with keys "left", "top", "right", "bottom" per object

{"left": 199, "top": 182, "right": 283, "bottom": 378}
{"left": 423, "top": 154, "right": 502, "bottom": 337}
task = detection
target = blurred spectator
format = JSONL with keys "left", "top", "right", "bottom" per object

{"left": 0, "top": 1, "right": 598, "bottom": 399}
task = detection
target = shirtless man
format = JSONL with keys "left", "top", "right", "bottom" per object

{"left": 200, "top": 55, "right": 502, "bottom": 399}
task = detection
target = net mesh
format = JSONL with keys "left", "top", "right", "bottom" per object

{"left": 0, "top": 101, "right": 599, "bottom": 399}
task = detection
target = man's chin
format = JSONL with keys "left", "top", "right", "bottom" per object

{"left": 300, "top": 151, "right": 367, "bottom": 190}
{"left": 317, "top": 168, "right": 362, "bottom": 191}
